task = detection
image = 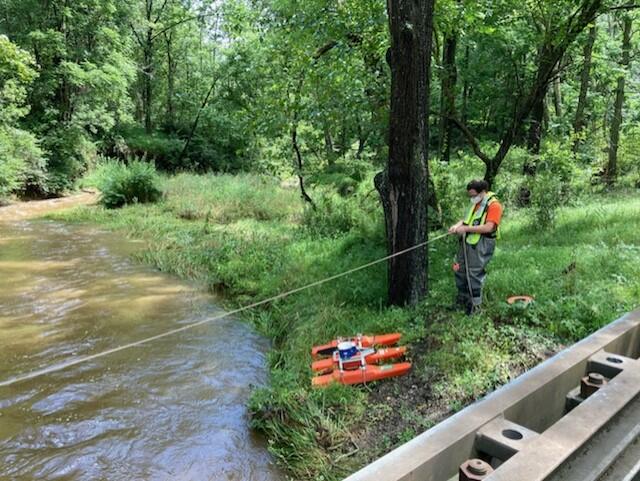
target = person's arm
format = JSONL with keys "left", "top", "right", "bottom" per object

{"left": 455, "top": 222, "right": 496, "bottom": 235}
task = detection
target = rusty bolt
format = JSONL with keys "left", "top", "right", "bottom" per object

{"left": 580, "top": 372, "right": 608, "bottom": 399}
{"left": 459, "top": 458, "right": 493, "bottom": 480}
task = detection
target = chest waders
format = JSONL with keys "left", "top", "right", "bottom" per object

{"left": 461, "top": 232, "right": 474, "bottom": 303}
{"left": 455, "top": 193, "right": 499, "bottom": 311}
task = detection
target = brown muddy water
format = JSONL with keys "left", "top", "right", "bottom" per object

{"left": 0, "top": 214, "right": 283, "bottom": 480}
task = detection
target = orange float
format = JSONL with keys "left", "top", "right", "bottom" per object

{"left": 312, "top": 362, "right": 412, "bottom": 387}
{"left": 311, "top": 333, "right": 402, "bottom": 358}
{"left": 507, "top": 295, "right": 535, "bottom": 305}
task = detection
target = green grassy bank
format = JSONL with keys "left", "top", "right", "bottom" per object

{"left": 49, "top": 173, "right": 640, "bottom": 480}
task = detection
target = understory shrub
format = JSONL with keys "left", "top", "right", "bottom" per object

{"left": 111, "top": 124, "right": 251, "bottom": 173}
{"left": 431, "top": 151, "right": 487, "bottom": 226}
{"left": 618, "top": 126, "right": 640, "bottom": 188}
{"left": 0, "top": 126, "right": 47, "bottom": 198}
{"left": 94, "top": 159, "right": 162, "bottom": 208}
{"left": 527, "top": 142, "right": 577, "bottom": 229}
{"left": 302, "top": 185, "right": 382, "bottom": 239}
{"left": 528, "top": 172, "right": 567, "bottom": 229}
{"left": 116, "top": 127, "right": 184, "bottom": 171}
{"left": 43, "top": 127, "right": 98, "bottom": 194}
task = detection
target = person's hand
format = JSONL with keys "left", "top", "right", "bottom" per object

{"left": 449, "top": 224, "right": 467, "bottom": 235}
{"left": 449, "top": 222, "right": 462, "bottom": 234}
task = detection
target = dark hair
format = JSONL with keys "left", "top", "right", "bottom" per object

{"left": 466, "top": 179, "right": 489, "bottom": 193}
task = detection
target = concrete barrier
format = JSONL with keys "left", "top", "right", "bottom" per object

{"left": 344, "top": 309, "right": 640, "bottom": 481}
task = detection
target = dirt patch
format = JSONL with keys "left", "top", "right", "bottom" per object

{"left": 351, "top": 327, "right": 561, "bottom": 464}
{"left": 350, "top": 335, "right": 451, "bottom": 461}
{"left": 0, "top": 190, "right": 97, "bottom": 222}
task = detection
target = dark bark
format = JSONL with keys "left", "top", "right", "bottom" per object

{"left": 552, "top": 76, "right": 563, "bottom": 118}
{"left": 143, "top": 1, "right": 154, "bottom": 133}
{"left": 292, "top": 122, "right": 316, "bottom": 208}
{"left": 143, "top": 44, "right": 153, "bottom": 133}
{"left": 543, "top": 94, "right": 551, "bottom": 130}
{"left": 323, "top": 124, "right": 335, "bottom": 165}
{"left": 448, "top": 116, "right": 491, "bottom": 164}
{"left": 164, "top": 30, "right": 176, "bottom": 130}
{"left": 526, "top": 45, "right": 555, "bottom": 157}
{"left": 520, "top": 95, "right": 545, "bottom": 205}
{"left": 338, "top": 117, "right": 348, "bottom": 156}
{"left": 439, "top": 32, "right": 458, "bottom": 163}
{"left": 279, "top": 41, "right": 343, "bottom": 207}
{"left": 131, "top": 0, "right": 171, "bottom": 134}
{"left": 603, "top": 94, "right": 610, "bottom": 135}
{"left": 54, "top": 0, "right": 72, "bottom": 123}
{"left": 176, "top": 14, "right": 221, "bottom": 164}
{"left": 573, "top": 25, "right": 597, "bottom": 152}
{"left": 376, "top": 0, "right": 435, "bottom": 307}
{"left": 526, "top": 95, "right": 545, "bottom": 156}
{"left": 432, "top": 27, "right": 441, "bottom": 67}
{"left": 288, "top": 71, "right": 315, "bottom": 208}
{"left": 606, "top": 13, "right": 633, "bottom": 186}
{"left": 461, "top": 44, "right": 471, "bottom": 125}
{"left": 356, "top": 121, "right": 367, "bottom": 159}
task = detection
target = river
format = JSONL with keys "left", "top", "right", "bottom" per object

{"left": 0, "top": 201, "right": 282, "bottom": 480}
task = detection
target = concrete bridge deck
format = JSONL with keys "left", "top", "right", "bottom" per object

{"left": 345, "top": 309, "right": 640, "bottom": 481}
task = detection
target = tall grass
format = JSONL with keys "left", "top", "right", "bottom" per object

{"left": 163, "top": 173, "right": 302, "bottom": 223}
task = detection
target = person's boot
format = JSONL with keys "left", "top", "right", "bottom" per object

{"left": 466, "top": 303, "right": 481, "bottom": 316}
{"left": 447, "top": 296, "right": 468, "bottom": 312}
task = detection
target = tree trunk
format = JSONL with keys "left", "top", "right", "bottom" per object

{"left": 164, "top": 31, "right": 176, "bottom": 130}
{"left": 376, "top": 0, "right": 434, "bottom": 307}
{"left": 526, "top": 94, "right": 545, "bottom": 156}
{"left": 338, "top": 117, "right": 348, "bottom": 156}
{"left": 573, "top": 25, "right": 597, "bottom": 152}
{"left": 143, "top": 32, "right": 154, "bottom": 133}
{"left": 526, "top": 45, "right": 552, "bottom": 157}
{"left": 55, "top": 0, "right": 72, "bottom": 123}
{"left": 606, "top": 14, "right": 633, "bottom": 186}
{"left": 292, "top": 120, "right": 315, "bottom": 208}
{"left": 140, "top": 0, "right": 165, "bottom": 134}
{"left": 324, "top": 123, "right": 334, "bottom": 164}
{"left": 543, "top": 94, "right": 551, "bottom": 130}
{"left": 552, "top": 76, "right": 562, "bottom": 118}
{"left": 439, "top": 32, "right": 458, "bottom": 163}
{"left": 461, "top": 44, "right": 471, "bottom": 125}
{"left": 356, "top": 121, "right": 367, "bottom": 159}
{"left": 520, "top": 87, "right": 546, "bottom": 205}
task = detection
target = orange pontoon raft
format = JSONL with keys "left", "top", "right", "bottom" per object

{"left": 311, "top": 346, "right": 407, "bottom": 374}
{"left": 311, "top": 333, "right": 410, "bottom": 387}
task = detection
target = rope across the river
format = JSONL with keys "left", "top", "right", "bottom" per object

{"left": 0, "top": 231, "right": 451, "bottom": 388}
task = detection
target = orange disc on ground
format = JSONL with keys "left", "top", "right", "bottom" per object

{"left": 507, "top": 295, "right": 534, "bottom": 305}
